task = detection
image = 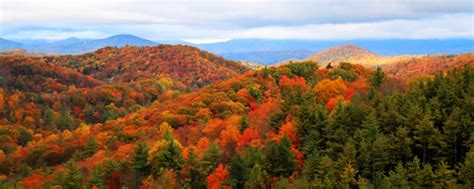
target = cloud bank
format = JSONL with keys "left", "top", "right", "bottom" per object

{"left": 1, "top": 0, "right": 473, "bottom": 41}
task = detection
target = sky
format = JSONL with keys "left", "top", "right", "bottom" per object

{"left": 1, "top": 0, "right": 473, "bottom": 43}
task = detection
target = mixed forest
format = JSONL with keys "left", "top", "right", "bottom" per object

{"left": 0, "top": 45, "right": 473, "bottom": 189}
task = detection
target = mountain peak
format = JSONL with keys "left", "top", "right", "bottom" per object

{"left": 305, "top": 44, "right": 376, "bottom": 65}
{"left": 106, "top": 34, "right": 143, "bottom": 39}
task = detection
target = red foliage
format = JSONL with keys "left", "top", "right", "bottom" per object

{"left": 19, "top": 173, "right": 46, "bottom": 189}
{"left": 279, "top": 75, "right": 308, "bottom": 90}
{"left": 207, "top": 164, "right": 230, "bottom": 189}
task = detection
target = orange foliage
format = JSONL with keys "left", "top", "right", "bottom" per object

{"left": 19, "top": 173, "right": 46, "bottom": 189}
{"left": 238, "top": 128, "right": 261, "bottom": 148}
{"left": 275, "top": 117, "right": 298, "bottom": 144}
{"left": 279, "top": 75, "right": 308, "bottom": 90}
{"left": 207, "top": 163, "right": 230, "bottom": 189}
{"left": 313, "top": 79, "right": 347, "bottom": 102}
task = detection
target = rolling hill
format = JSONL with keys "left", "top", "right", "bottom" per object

{"left": 383, "top": 53, "right": 474, "bottom": 78}
{"left": 305, "top": 44, "right": 422, "bottom": 67}
{"left": 0, "top": 38, "right": 23, "bottom": 50}
{"left": 47, "top": 45, "right": 250, "bottom": 88}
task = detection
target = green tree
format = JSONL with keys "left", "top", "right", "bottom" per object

{"left": 88, "top": 165, "right": 106, "bottom": 189}
{"left": 57, "top": 104, "right": 75, "bottom": 131}
{"left": 265, "top": 136, "right": 296, "bottom": 177}
{"left": 229, "top": 154, "right": 247, "bottom": 189}
{"left": 384, "top": 163, "right": 409, "bottom": 188}
{"left": 459, "top": 147, "right": 474, "bottom": 187}
{"left": 201, "top": 141, "right": 222, "bottom": 175}
{"left": 183, "top": 149, "right": 206, "bottom": 189}
{"left": 148, "top": 130, "right": 184, "bottom": 178}
{"left": 244, "top": 164, "right": 267, "bottom": 189}
{"left": 369, "top": 67, "right": 386, "bottom": 88}
{"left": 132, "top": 142, "right": 150, "bottom": 185}
{"left": 413, "top": 115, "right": 443, "bottom": 163}
{"left": 53, "top": 161, "right": 83, "bottom": 189}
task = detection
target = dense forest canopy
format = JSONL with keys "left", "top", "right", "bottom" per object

{"left": 0, "top": 46, "right": 473, "bottom": 188}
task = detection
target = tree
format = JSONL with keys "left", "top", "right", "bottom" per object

{"left": 183, "top": 149, "right": 206, "bottom": 189}
{"left": 369, "top": 67, "right": 386, "bottom": 88}
{"left": 148, "top": 130, "right": 184, "bottom": 178}
{"left": 132, "top": 142, "right": 150, "bottom": 183}
{"left": 265, "top": 136, "right": 296, "bottom": 177}
{"left": 296, "top": 103, "right": 327, "bottom": 156}
{"left": 413, "top": 115, "right": 443, "bottom": 163}
{"left": 244, "top": 164, "right": 267, "bottom": 189}
{"left": 88, "top": 165, "right": 106, "bottom": 189}
{"left": 207, "top": 163, "right": 230, "bottom": 189}
{"left": 53, "top": 161, "right": 83, "bottom": 189}
{"left": 57, "top": 104, "right": 75, "bottom": 131}
{"left": 459, "top": 147, "right": 474, "bottom": 187}
{"left": 433, "top": 161, "right": 457, "bottom": 188}
{"left": 75, "top": 135, "right": 100, "bottom": 160}
{"left": 384, "top": 163, "right": 409, "bottom": 188}
{"left": 201, "top": 142, "right": 222, "bottom": 175}
{"left": 229, "top": 154, "right": 247, "bottom": 189}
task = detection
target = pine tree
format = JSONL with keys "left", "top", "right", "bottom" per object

{"left": 57, "top": 104, "right": 75, "bottom": 131}
{"left": 229, "top": 154, "right": 247, "bottom": 189}
{"left": 413, "top": 115, "right": 442, "bottom": 163}
{"left": 201, "top": 141, "right": 222, "bottom": 175}
{"left": 53, "top": 161, "right": 83, "bottom": 189}
{"left": 384, "top": 162, "right": 409, "bottom": 188}
{"left": 148, "top": 130, "right": 184, "bottom": 178}
{"left": 132, "top": 141, "right": 150, "bottom": 185}
{"left": 433, "top": 161, "right": 457, "bottom": 188}
{"left": 368, "top": 67, "right": 386, "bottom": 88}
{"left": 265, "top": 136, "right": 296, "bottom": 177}
{"left": 88, "top": 165, "right": 106, "bottom": 189}
{"left": 244, "top": 164, "right": 267, "bottom": 189}
{"left": 459, "top": 147, "right": 474, "bottom": 187}
{"left": 183, "top": 149, "right": 206, "bottom": 189}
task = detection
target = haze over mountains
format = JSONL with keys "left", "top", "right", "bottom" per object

{"left": 1, "top": 34, "right": 473, "bottom": 65}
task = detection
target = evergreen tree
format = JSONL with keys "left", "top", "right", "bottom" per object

{"left": 413, "top": 115, "right": 443, "bottom": 163}
{"left": 88, "top": 165, "right": 106, "bottom": 189}
{"left": 369, "top": 67, "right": 386, "bottom": 88}
{"left": 148, "top": 130, "right": 184, "bottom": 178}
{"left": 53, "top": 161, "right": 83, "bottom": 189}
{"left": 265, "top": 136, "right": 296, "bottom": 177}
{"left": 433, "top": 161, "right": 457, "bottom": 188}
{"left": 183, "top": 149, "right": 206, "bottom": 189}
{"left": 384, "top": 163, "right": 409, "bottom": 188}
{"left": 57, "top": 104, "right": 75, "bottom": 131}
{"left": 201, "top": 141, "right": 222, "bottom": 175}
{"left": 244, "top": 164, "right": 267, "bottom": 189}
{"left": 229, "top": 154, "right": 247, "bottom": 189}
{"left": 132, "top": 141, "right": 150, "bottom": 185}
{"left": 459, "top": 147, "right": 474, "bottom": 187}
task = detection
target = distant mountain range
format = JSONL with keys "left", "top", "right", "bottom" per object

{"left": 1, "top": 34, "right": 473, "bottom": 65}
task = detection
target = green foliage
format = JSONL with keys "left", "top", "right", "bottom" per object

{"left": 229, "top": 154, "right": 247, "bottom": 189}
{"left": 369, "top": 67, "right": 386, "bottom": 88}
{"left": 148, "top": 130, "right": 184, "bottom": 178}
{"left": 264, "top": 136, "right": 296, "bottom": 177}
{"left": 201, "top": 142, "right": 222, "bottom": 174}
{"left": 53, "top": 161, "right": 83, "bottom": 189}
{"left": 132, "top": 142, "right": 150, "bottom": 176}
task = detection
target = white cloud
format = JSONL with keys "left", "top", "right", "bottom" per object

{"left": 3, "top": 30, "right": 109, "bottom": 40}
{"left": 0, "top": 0, "right": 472, "bottom": 40}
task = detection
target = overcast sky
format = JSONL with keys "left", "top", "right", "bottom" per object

{"left": 1, "top": 0, "right": 473, "bottom": 43}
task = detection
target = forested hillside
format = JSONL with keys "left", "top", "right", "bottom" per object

{"left": 48, "top": 45, "right": 249, "bottom": 88}
{"left": 383, "top": 53, "right": 474, "bottom": 78}
{"left": 0, "top": 50, "right": 472, "bottom": 188}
